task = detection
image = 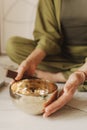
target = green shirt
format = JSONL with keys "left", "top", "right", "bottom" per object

{"left": 33, "top": 0, "right": 61, "bottom": 55}
{"left": 33, "top": 0, "right": 87, "bottom": 63}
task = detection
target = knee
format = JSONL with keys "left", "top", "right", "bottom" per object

{"left": 6, "top": 36, "right": 18, "bottom": 57}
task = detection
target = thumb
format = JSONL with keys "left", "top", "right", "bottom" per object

{"left": 15, "top": 66, "right": 25, "bottom": 80}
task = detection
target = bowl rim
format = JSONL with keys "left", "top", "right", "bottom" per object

{"left": 9, "top": 79, "right": 58, "bottom": 98}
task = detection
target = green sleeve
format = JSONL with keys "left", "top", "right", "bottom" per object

{"left": 33, "top": 0, "right": 61, "bottom": 55}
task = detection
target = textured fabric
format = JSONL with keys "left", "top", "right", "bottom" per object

{"left": 33, "top": 0, "right": 61, "bottom": 55}
{"left": 61, "top": 0, "right": 87, "bottom": 45}
{"left": 61, "top": 0, "right": 87, "bottom": 61}
{"left": 34, "top": 0, "right": 87, "bottom": 63}
{"left": 6, "top": 36, "right": 83, "bottom": 72}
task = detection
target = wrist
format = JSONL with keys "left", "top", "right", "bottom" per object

{"left": 77, "top": 62, "right": 87, "bottom": 80}
{"left": 26, "top": 48, "right": 46, "bottom": 65}
{"left": 74, "top": 70, "right": 86, "bottom": 84}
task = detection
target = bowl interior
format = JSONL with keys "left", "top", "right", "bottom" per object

{"left": 10, "top": 79, "right": 57, "bottom": 97}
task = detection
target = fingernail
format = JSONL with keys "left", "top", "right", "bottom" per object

{"left": 10, "top": 81, "right": 14, "bottom": 85}
{"left": 9, "top": 82, "right": 13, "bottom": 85}
{"left": 43, "top": 113, "right": 48, "bottom": 118}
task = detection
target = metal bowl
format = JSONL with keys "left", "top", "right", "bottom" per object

{"left": 9, "top": 79, "right": 58, "bottom": 115}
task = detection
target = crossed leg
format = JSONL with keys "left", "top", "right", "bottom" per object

{"left": 6, "top": 36, "right": 68, "bottom": 83}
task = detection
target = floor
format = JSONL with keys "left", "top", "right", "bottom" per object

{"left": 0, "top": 55, "right": 87, "bottom": 130}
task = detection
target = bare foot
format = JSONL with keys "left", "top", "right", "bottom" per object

{"left": 35, "top": 70, "right": 66, "bottom": 83}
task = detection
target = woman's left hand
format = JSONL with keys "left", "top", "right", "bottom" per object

{"left": 43, "top": 71, "right": 85, "bottom": 117}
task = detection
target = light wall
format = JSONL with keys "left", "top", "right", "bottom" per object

{"left": 0, "top": 0, "right": 38, "bottom": 53}
{"left": 0, "top": 0, "right": 2, "bottom": 53}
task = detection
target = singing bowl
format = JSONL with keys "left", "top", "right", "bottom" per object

{"left": 9, "top": 79, "right": 58, "bottom": 115}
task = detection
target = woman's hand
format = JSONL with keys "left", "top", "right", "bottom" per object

{"left": 15, "top": 59, "right": 36, "bottom": 80}
{"left": 43, "top": 71, "right": 86, "bottom": 117}
{"left": 15, "top": 48, "right": 46, "bottom": 81}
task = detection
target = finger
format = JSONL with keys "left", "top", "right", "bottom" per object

{"left": 59, "top": 89, "right": 64, "bottom": 97}
{"left": 43, "top": 92, "right": 72, "bottom": 117}
{"left": 44, "top": 90, "right": 58, "bottom": 107}
{"left": 9, "top": 79, "right": 15, "bottom": 85}
{"left": 15, "top": 66, "right": 26, "bottom": 80}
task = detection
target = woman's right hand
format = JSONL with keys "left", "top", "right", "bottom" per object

{"left": 15, "top": 59, "right": 36, "bottom": 81}
{"left": 15, "top": 48, "right": 46, "bottom": 81}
